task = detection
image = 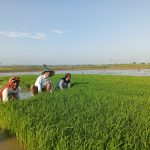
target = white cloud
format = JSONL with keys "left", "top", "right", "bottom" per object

{"left": 0, "top": 30, "right": 47, "bottom": 40}
{"left": 30, "top": 32, "right": 47, "bottom": 40}
{"left": 0, "top": 30, "right": 29, "bottom": 38}
{"left": 50, "top": 29, "right": 63, "bottom": 34}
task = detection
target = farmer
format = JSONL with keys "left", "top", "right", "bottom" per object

{"left": 0, "top": 76, "right": 20, "bottom": 103}
{"left": 56, "top": 73, "right": 71, "bottom": 90}
{"left": 30, "top": 68, "right": 55, "bottom": 96}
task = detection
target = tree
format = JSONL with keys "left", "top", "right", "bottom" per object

{"left": 132, "top": 61, "right": 136, "bottom": 64}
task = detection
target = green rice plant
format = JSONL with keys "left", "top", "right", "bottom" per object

{"left": 1, "top": 75, "right": 150, "bottom": 149}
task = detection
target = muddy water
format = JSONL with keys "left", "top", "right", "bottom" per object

{"left": 0, "top": 130, "right": 25, "bottom": 150}
{"left": 0, "top": 93, "right": 31, "bottom": 150}
{"left": 20, "top": 91, "right": 32, "bottom": 99}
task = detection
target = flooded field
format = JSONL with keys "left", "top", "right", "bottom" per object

{"left": 0, "top": 69, "right": 150, "bottom": 149}
{"left": 0, "top": 130, "right": 25, "bottom": 150}
{"left": 0, "top": 69, "right": 150, "bottom": 76}
{"left": 20, "top": 92, "right": 32, "bottom": 99}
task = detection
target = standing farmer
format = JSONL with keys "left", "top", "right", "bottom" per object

{"left": 30, "top": 68, "right": 55, "bottom": 96}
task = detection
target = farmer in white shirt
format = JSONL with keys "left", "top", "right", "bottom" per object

{"left": 30, "top": 68, "right": 55, "bottom": 96}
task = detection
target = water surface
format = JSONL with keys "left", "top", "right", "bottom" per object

{"left": 0, "top": 69, "right": 150, "bottom": 76}
{"left": 20, "top": 92, "right": 32, "bottom": 99}
{"left": 0, "top": 130, "right": 25, "bottom": 150}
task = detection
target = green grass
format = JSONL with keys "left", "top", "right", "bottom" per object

{"left": 1, "top": 75, "right": 150, "bottom": 149}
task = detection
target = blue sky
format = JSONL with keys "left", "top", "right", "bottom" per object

{"left": 0, "top": 0, "right": 150, "bottom": 65}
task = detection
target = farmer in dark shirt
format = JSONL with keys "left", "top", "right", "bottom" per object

{"left": 56, "top": 73, "right": 71, "bottom": 90}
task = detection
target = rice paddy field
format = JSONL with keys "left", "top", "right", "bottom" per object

{"left": 1, "top": 74, "right": 150, "bottom": 150}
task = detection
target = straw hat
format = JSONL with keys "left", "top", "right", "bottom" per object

{"left": 41, "top": 68, "right": 55, "bottom": 76}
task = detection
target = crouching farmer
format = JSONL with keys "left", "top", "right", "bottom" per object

{"left": 30, "top": 68, "right": 55, "bottom": 96}
{"left": 56, "top": 73, "right": 71, "bottom": 90}
{"left": 0, "top": 76, "right": 20, "bottom": 103}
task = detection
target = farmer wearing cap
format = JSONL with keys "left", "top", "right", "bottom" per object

{"left": 56, "top": 73, "right": 71, "bottom": 90}
{"left": 0, "top": 76, "right": 20, "bottom": 102}
{"left": 30, "top": 68, "right": 55, "bottom": 96}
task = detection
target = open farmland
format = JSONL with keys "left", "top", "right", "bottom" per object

{"left": 0, "top": 75, "right": 150, "bottom": 149}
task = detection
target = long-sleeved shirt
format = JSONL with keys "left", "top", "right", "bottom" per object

{"left": 34, "top": 75, "right": 53, "bottom": 92}
{"left": 56, "top": 78, "right": 71, "bottom": 90}
{"left": 2, "top": 87, "right": 19, "bottom": 102}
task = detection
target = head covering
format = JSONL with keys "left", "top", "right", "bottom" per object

{"left": 41, "top": 68, "right": 55, "bottom": 76}
{"left": 8, "top": 76, "right": 20, "bottom": 89}
{"left": 9, "top": 76, "right": 20, "bottom": 84}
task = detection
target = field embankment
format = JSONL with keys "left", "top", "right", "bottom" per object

{"left": 1, "top": 64, "right": 150, "bottom": 73}
{"left": 0, "top": 75, "right": 150, "bottom": 149}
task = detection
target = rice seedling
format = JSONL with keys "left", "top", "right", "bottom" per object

{"left": 0, "top": 74, "right": 150, "bottom": 149}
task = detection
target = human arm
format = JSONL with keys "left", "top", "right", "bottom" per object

{"left": 35, "top": 76, "right": 42, "bottom": 92}
{"left": 68, "top": 82, "right": 71, "bottom": 88}
{"left": 58, "top": 79, "right": 64, "bottom": 90}
{"left": 2, "top": 88, "right": 9, "bottom": 102}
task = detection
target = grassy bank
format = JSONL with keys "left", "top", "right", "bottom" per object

{"left": 0, "top": 75, "right": 150, "bottom": 149}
